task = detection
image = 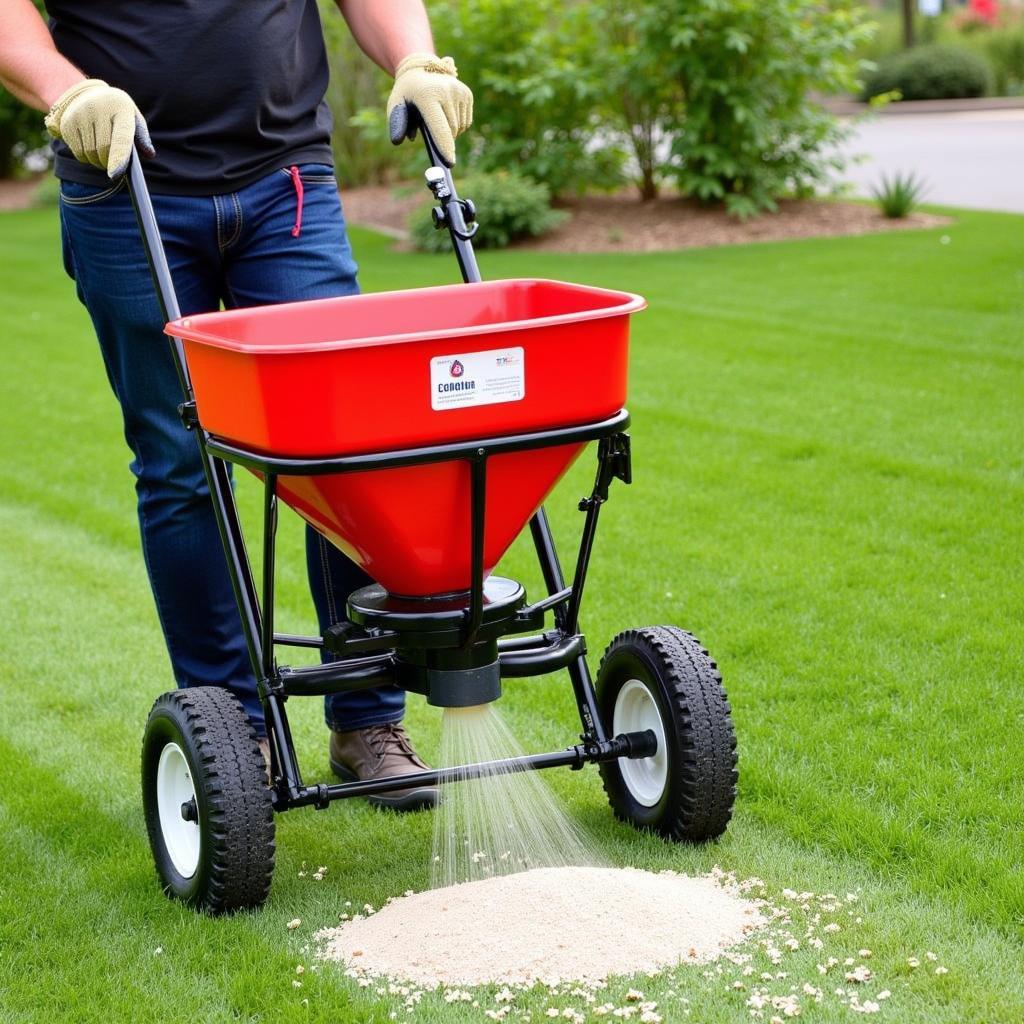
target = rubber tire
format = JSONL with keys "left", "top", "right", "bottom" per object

{"left": 597, "top": 627, "right": 737, "bottom": 842}
{"left": 141, "top": 687, "right": 275, "bottom": 913}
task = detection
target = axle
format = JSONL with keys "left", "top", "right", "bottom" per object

{"left": 276, "top": 729, "right": 657, "bottom": 810}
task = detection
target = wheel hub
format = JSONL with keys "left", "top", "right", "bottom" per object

{"left": 613, "top": 679, "right": 668, "bottom": 806}
{"left": 156, "top": 742, "right": 200, "bottom": 878}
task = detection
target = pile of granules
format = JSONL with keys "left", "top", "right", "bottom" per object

{"left": 316, "top": 865, "right": 765, "bottom": 988}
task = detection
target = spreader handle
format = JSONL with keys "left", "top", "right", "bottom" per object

{"left": 406, "top": 103, "right": 482, "bottom": 285}
{"left": 126, "top": 147, "right": 193, "bottom": 400}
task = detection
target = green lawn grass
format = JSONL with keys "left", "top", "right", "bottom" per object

{"left": 0, "top": 206, "right": 1022, "bottom": 1023}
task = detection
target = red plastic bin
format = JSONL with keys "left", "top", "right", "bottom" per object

{"left": 167, "top": 278, "right": 645, "bottom": 596}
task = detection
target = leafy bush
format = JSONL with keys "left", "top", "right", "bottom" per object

{"left": 428, "top": 0, "right": 625, "bottom": 197}
{"left": 982, "top": 28, "right": 1024, "bottom": 94}
{"left": 318, "top": 0, "right": 876, "bottom": 214}
{"left": 0, "top": 0, "right": 50, "bottom": 178}
{"left": 0, "top": 93, "right": 44, "bottom": 179}
{"left": 317, "top": 2, "right": 409, "bottom": 187}
{"left": 593, "top": 0, "right": 876, "bottom": 216}
{"left": 408, "top": 171, "right": 567, "bottom": 252}
{"left": 862, "top": 43, "right": 993, "bottom": 100}
{"left": 591, "top": 6, "right": 680, "bottom": 200}
{"left": 872, "top": 171, "right": 927, "bottom": 218}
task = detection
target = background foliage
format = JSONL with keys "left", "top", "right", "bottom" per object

{"left": 426, "top": 0, "right": 874, "bottom": 216}
{"left": 0, "top": 90, "right": 42, "bottom": 179}
{"left": 0, "top": 0, "right": 47, "bottom": 178}
{"left": 318, "top": 5, "right": 399, "bottom": 190}
{"left": 862, "top": 41, "right": 993, "bottom": 100}
{"left": 591, "top": 0, "right": 874, "bottom": 216}
{"left": 858, "top": 5, "right": 1024, "bottom": 97}
{"left": 0, "top": 0, "right": 914, "bottom": 219}
{"left": 7, "top": 2, "right": 1024, "bottom": 211}
{"left": 408, "top": 169, "right": 567, "bottom": 252}
{"left": 427, "top": 0, "right": 626, "bottom": 198}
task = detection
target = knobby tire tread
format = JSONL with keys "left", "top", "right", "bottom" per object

{"left": 598, "top": 626, "right": 737, "bottom": 842}
{"left": 145, "top": 687, "right": 275, "bottom": 912}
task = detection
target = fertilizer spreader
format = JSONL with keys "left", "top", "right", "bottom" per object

{"left": 133, "top": 122, "right": 737, "bottom": 913}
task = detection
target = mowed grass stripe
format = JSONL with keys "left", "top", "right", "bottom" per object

{"left": 1, "top": 207, "right": 1022, "bottom": 1021}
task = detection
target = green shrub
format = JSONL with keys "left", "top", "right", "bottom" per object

{"left": 982, "top": 29, "right": 1024, "bottom": 95}
{"left": 591, "top": 5, "right": 680, "bottom": 201}
{"left": 30, "top": 174, "right": 60, "bottom": 208}
{"left": 593, "top": 0, "right": 876, "bottom": 216}
{"left": 872, "top": 171, "right": 927, "bottom": 218}
{"left": 0, "top": 92, "right": 47, "bottom": 179}
{"left": 316, "top": 0, "right": 877, "bottom": 214}
{"left": 408, "top": 171, "right": 567, "bottom": 252}
{"left": 428, "top": 0, "right": 625, "bottom": 197}
{"left": 862, "top": 43, "right": 993, "bottom": 100}
{"left": 317, "top": 2, "right": 410, "bottom": 187}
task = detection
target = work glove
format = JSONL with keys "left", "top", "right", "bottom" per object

{"left": 387, "top": 54, "right": 473, "bottom": 166}
{"left": 44, "top": 78, "right": 155, "bottom": 179}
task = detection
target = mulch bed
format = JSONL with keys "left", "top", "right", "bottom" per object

{"left": 0, "top": 177, "right": 41, "bottom": 211}
{"left": 518, "top": 194, "right": 949, "bottom": 253}
{"left": 342, "top": 183, "right": 949, "bottom": 254}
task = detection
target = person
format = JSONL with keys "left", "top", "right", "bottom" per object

{"left": 0, "top": 0, "right": 473, "bottom": 811}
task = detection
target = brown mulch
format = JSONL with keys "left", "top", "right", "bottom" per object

{"left": 516, "top": 194, "right": 950, "bottom": 253}
{"left": 340, "top": 182, "right": 425, "bottom": 237}
{"left": 341, "top": 183, "right": 950, "bottom": 253}
{"left": 0, "top": 176, "right": 42, "bottom": 211}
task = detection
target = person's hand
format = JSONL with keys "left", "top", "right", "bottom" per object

{"left": 44, "top": 78, "right": 155, "bottom": 179}
{"left": 386, "top": 54, "right": 473, "bottom": 166}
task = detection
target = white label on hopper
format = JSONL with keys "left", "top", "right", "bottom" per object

{"left": 430, "top": 347, "right": 525, "bottom": 411}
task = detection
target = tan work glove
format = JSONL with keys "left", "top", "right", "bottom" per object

{"left": 45, "top": 78, "right": 155, "bottom": 179}
{"left": 387, "top": 54, "right": 473, "bottom": 166}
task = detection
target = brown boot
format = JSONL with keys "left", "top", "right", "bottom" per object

{"left": 257, "top": 736, "right": 271, "bottom": 784}
{"left": 329, "top": 723, "right": 438, "bottom": 812}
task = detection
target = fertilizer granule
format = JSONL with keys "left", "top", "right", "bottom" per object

{"left": 316, "top": 865, "right": 765, "bottom": 988}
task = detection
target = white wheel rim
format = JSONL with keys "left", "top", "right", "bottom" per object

{"left": 156, "top": 742, "right": 200, "bottom": 878}
{"left": 613, "top": 679, "right": 669, "bottom": 807}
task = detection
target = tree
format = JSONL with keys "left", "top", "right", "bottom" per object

{"left": 902, "top": 0, "right": 916, "bottom": 48}
{"left": 595, "top": 6, "right": 680, "bottom": 200}
{"left": 594, "top": 0, "right": 875, "bottom": 216}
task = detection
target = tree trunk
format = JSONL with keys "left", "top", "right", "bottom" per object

{"left": 901, "top": 0, "right": 915, "bottom": 48}
{"left": 629, "top": 114, "right": 658, "bottom": 202}
{"left": 638, "top": 166, "right": 658, "bottom": 202}
{"left": 0, "top": 127, "right": 16, "bottom": 180}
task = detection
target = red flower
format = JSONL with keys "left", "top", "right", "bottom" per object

{"left": 969, "top": 0, "right": 999, "bottom": 24}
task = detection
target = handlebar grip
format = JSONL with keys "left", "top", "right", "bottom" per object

{"left": 393, "top": 100, "right": 452, "bottom": 169}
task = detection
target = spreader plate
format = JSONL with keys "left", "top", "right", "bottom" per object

{"left": 348, "top": 576, "right": 525, "bottom": 634}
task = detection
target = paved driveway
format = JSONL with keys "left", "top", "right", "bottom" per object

{"left": 837, "top": 109, "right": 1024, "bottom": 213}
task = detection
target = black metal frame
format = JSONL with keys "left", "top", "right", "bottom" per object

{"left": 126, "top": 122, "right": 649, "bottom": 814}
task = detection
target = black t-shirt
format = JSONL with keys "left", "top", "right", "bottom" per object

{"left": 46, "top": 0, "right": 334, "bottom": 194}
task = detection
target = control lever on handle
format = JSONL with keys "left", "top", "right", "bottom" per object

{"left": 407, "top": 104, "right": 481, "bottom": 285}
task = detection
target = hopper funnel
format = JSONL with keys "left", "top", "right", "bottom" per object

{"left": 169, "top": 279, "right": 644, "bottom": 597}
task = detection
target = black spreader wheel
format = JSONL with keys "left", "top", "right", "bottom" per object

{"left": 597, "top": 626, "right": 737, "bottom": 842}
{"left": 141, "top": 687, "right": 275, "bottom": 913}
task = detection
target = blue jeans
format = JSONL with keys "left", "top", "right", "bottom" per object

{"left": 58, "top": 164, "right": 405, "bottom": 735}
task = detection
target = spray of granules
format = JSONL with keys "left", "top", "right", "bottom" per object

{"left": 429, "top": 704, "right": 598, "bottom": 889}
